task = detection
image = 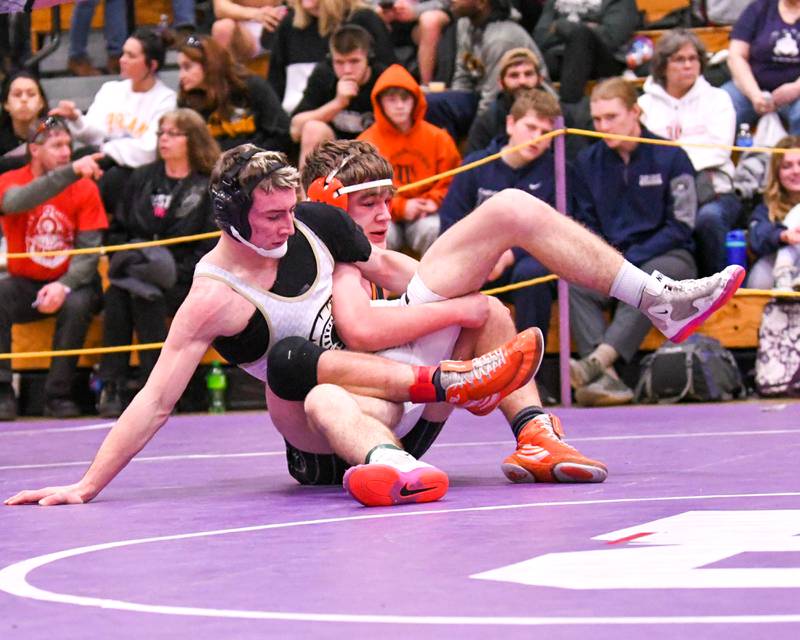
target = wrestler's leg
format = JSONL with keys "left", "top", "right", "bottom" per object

{"left": 449, "top": 296, "right": 608, "bottom": 483}
{"left": 414, "top": 189, "right": 745, "bottom": 343}
{"left": 269, "top": 384, "right": 449, "bottom": 507}
{"left": 266, "top": 385, "right": 401, "bottom": 457}
{"left": 269, "top": 334, "right": 538, "bottom": 411}
{"left": 418, "top": 189, "right": 621, "bottom": 299}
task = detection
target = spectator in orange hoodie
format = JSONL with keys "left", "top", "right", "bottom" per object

{"left": 358, "top": 64, "right": 460, "bottom": 255}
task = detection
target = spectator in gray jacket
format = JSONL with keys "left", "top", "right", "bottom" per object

{"left": 425, "top": 0, "right": 547, "bottom": 140}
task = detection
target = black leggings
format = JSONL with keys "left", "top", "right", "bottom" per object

{"left": 544, "top": 24, "right": 625, "bottom": 103}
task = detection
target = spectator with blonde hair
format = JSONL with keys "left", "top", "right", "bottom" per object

{"left": 747, "top": 134, "right": 800, "bottom": 291}
{"left": 96, "top": 108, "right": 221, "bottom": 417}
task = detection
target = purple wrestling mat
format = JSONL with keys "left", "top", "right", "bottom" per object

{"left": 1, "top": 401, "right": 799, "bottom": 640}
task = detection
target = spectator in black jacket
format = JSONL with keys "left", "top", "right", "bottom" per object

{"left": 290, "top": 24, "right": 386, "bottom": 166}
{"left": 268, "top": 0, "right": 396, "bottom": 114}
{"left": 176, "top": 34, "right": 291, "bottom": 154}
{"left": 533, "top": 0, "right": 640, "bottom": 103}
{"left": 96, "top": 109, "right": 221, "bottom": 417}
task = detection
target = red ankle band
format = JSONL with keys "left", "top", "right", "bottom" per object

{"left": 408, "top": 366, "right": 437, "bottom": 403}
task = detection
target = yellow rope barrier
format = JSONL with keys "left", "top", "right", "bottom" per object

{"left": 481, "top": 274, "right": 558, "bottom": 295}
{"left": 0, "top": 342, "right": 164, "bottom": 361}
{"left": 3, "top": 128, "right": 799, "bottom": 360}
{"left": 3, "top": 127, "right": 796, "bottom": 259}
{"left": 4, "top": 285, "right": 798, "bottom": 360}
{"left": 3, "top": 230, "right": 222, "bottom": 261}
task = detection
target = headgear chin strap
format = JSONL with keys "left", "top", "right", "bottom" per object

{"left": 306, "top": 155, "right": 393, "bottom": 210}
{"left": 230, "top": 227, "right": 289, "bottom": 258}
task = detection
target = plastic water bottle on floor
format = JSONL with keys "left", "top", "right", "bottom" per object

{"left": 736, "top": 123, "right": 753, "bottom": 148}
{"left": 206, "top": 361, "right": 227, "bottom": 414}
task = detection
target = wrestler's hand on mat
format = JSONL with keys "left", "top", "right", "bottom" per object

{"left": 5, "top": 483, "right": 87, "bottom": 506}
{"left": 452, "top": 292, "right": 490, "bottom": 328}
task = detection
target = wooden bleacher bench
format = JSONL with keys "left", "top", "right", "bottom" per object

{"left": 31, "top": 0, "right": 177, "bottom": 53}
{"left": 10, "top": 256, "right": 222, "bottom": 371}
{"left": 542, "top": 294, "right": 768, "bottom": 354}
{"left": 634, "top": 26, "right": 733, "bottom": 54}
{"left": 30, "top": 2, "right": 105, "bottom": 53}
{"left": 10, "top": 289, "right": 768, "bottom": 370}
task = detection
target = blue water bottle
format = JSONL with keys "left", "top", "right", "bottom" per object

{"left": 725, "top": 229, "right": 748, "bottom": 268}
{"left": 736, "top": 123, "right": 753, "bottom": 148}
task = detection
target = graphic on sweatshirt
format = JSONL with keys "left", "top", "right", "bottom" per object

{"left": 25, "top": 204, "right": 74, "bottom": 269}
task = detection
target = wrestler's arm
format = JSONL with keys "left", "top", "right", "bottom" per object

{"left": 4, "top": 280, "right": 242, "bottom": 506}
{"left": 353, "top": 245, "right": 420, "bottom": 295}
{"left": 332, "top": 263, "right": 489, "bottom": 351}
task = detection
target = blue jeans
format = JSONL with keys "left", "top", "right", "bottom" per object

{"left": 171, "top": 0, "right": 197, "bottom": 28}
{"left": 69, "top": 0, "right": 127, "bottom": 59}
{"left": 721, "top": 80, "right": 800, "bottom": 134}
{"left": 694, "top": 193, "right": 743, "bottom": 276}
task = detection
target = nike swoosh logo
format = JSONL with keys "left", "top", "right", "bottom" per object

{"left": 652, "top": 309, "right": 669, "bottom": 315}
{"left": 399, "top": 484, "right": 436, "bottom": 497}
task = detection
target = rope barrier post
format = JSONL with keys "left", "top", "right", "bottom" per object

{"left": 554, "top": 118, "right": 571, "bottom": 408}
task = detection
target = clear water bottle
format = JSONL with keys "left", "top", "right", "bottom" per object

{"left": 206, "top": 361, "right": 227, "bottom": 414}
{"left": 736, "top": 123, "right": 753, "bottom": 148}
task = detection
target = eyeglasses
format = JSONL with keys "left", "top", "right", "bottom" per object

{"left": 157, "top": 129, "right": 187, "bottom": 138}
{"left": 28, "top": 115, "right": 68, "bottom": 143}
{"left": 668, "top": 54, "right": 700, "bottom": 65}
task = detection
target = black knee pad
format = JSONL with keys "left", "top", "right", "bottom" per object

{"left": 267, "top": 337, "right": 324, "bottom": 401}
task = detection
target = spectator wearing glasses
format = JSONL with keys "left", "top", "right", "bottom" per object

{"left": 639, "top": 29, "right": 741, "bottom": 277}
{"left": 0, "top": 117, "right": 108, "bottom": 419}
{"left": 177, "top": 34, "right": 291, "bottom": 154}
{"left": 96, "top": 109, "right": 221, "bottom": 417}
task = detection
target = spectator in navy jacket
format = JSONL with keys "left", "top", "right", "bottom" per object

{"left": 439, "top": 89, "right": 569, "bottom": 345}
{"left": 569, "top": 77, "right": 698, "bottom": 406}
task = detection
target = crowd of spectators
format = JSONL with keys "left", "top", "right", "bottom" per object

{"left": 0, "top": 0, "right": 799, "bottom": 416}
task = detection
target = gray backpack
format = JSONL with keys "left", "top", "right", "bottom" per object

{"left": 635, "top": 335, "right": 744, "bottom": 403}
{"left": 755, "top": 301, "right": 800, "bottom": 397}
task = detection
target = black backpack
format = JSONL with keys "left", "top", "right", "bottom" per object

{"left": 635, "top": 335, "right": 744, "bottom": 403}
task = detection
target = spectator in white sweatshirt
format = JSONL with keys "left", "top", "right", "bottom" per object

{"left": 639, "top": 29, "right": 742, "bottom": 277}
{"left": 50, "top": 28, "right": 177, "bottom": 214}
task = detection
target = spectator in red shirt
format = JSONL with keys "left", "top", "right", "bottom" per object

{"left": 0, "top": 117, "right": 109, "bottom": 419}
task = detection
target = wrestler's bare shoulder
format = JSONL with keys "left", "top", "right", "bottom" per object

{"left": 177, "top": 276, "right": 256, "bottom": 337}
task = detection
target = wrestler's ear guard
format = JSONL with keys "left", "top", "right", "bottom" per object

{"left": 307, "top": 175, "right": 348, "bottom": 210}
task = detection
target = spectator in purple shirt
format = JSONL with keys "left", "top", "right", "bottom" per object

{"left": 723, "top": 0, "right": 800, "bottom": 133}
